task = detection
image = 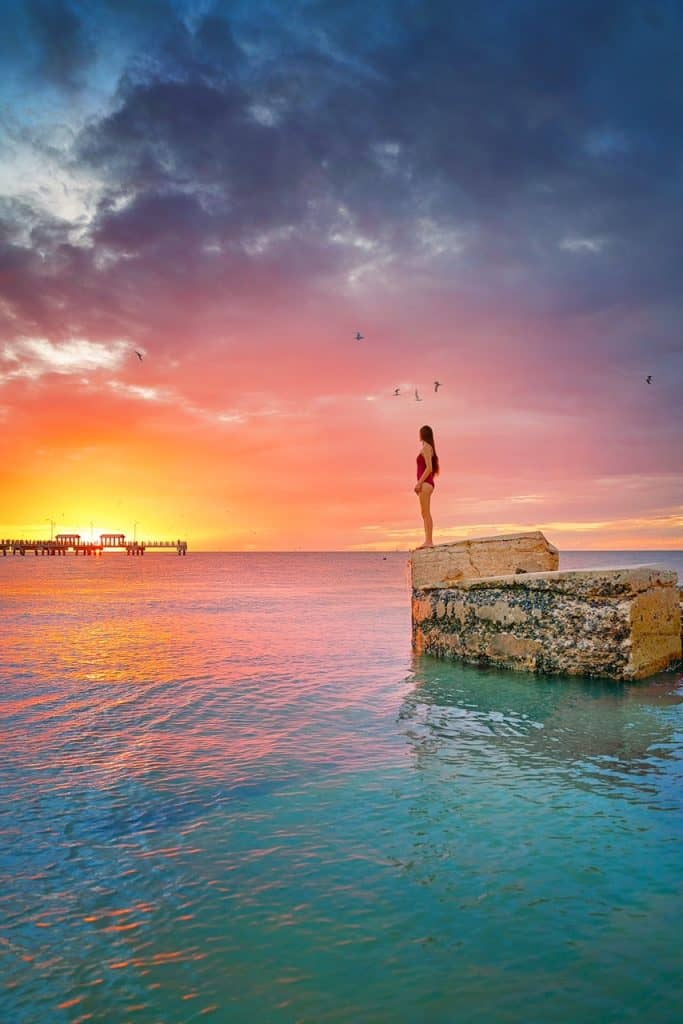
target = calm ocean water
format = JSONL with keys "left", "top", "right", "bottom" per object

{"left": 1, "top": 551, "right": 682, "bottom": 1023}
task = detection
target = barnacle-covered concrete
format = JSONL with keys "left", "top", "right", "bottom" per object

{"left": 411, "top": 565, "right": 681, "bottom": 681}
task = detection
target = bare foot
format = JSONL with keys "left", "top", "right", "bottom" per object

{"left": 416, "top": 542, "right": 434, "bottom": 549}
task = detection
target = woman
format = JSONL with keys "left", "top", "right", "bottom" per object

{"left": 414, "top": 424, "right": 439, "bottom": 548}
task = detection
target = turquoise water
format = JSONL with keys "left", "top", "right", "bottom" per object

{"left": 1, "top": 552, "right": 682, "bottom": 1023}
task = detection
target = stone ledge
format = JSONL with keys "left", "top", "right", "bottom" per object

{"left": 410, "top": 530, "right": 559, "bottom": 589}
{"left": 412, "top": 529, "right": 552, "bottom": 552}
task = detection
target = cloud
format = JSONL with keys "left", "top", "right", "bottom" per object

{"left": 559, "top": 237, "right": 606, "bottom": 253}
{"left": 0, "top": 0, "right": 681, "bottom": 548}
{"left": 108, "top": 380, "right": 168, "bottom": 403}
{"left": 0, "top": 0, "right": 96, "bottom": 92}
{"left": 2, "top": 0, "right": 683, "bottom": 330}
{"left": 1, "top": 337, "right": 129, "bottom": 381}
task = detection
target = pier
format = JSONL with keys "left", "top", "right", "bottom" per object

{"left": 1, "top": 532, "right": 188, "bottom": 557}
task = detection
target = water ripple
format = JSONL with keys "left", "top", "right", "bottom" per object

{"left": 1, "top": 553, "right": 682, "bottom": 1022}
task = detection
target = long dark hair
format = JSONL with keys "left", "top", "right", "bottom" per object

{"left": 420, "top": 424, "right": 439, "bottom": 475}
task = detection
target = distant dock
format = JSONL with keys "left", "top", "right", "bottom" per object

{"left": 1, "top": 532, "right": 188, "bottom": 557}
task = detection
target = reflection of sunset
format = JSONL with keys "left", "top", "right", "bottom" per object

{"left": 0, "top": 555, "right": 411, "bottom": 789}
{"left": 3, "top": 553, "right": 683, "bottom": 1022}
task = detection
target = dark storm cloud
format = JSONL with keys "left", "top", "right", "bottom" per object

{"left": 91, "top": 3, "right": 683, "bottom": 239}
{"left": 191, "top": 10, "right": 243, "bottom": 71}
{"left": 2, "top": 0, "right": 683, "bottom": 346}
{"left": 81, "top": 77, "right": 317, "bottom": 229}
{"left": 27, "top": 0, "right": 95, "bottom": 87}
{"left": 0, "top": 0, "right": 95, "bottom": 89}
{"left": 94, "top": 191, "right": 214, "bottom": 251}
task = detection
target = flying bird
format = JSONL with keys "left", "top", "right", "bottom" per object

{"left": 393, "top": 387, "right": 401, "bottom": 396}
{"left": 645, "top": 375, "right": 653, "bottom": 384}
{"left": 415, "top": 389, "right": 423, "bottom": 402}
{"left": 434, "top": 381, "right": 441, "bottom": 392}
{"left": 135, "top": 351, "right": 144, "bottom": 361}
{"left": 355, "top": 331, "right": 364, "bottom": 341}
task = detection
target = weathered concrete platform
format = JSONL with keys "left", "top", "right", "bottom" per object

{"left": 410, "top": 530, "right": 559, "bottom": 589}
{"left": 412, "top": 565, "right": 681, "bottom": 681}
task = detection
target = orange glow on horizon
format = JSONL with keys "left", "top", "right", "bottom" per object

{"left": 1, "top": 309, "right": 680, "bottom": 552}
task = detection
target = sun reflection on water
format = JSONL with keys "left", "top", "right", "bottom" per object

{"left": 1, "top": 553, "right": 682, "bottom": 1022}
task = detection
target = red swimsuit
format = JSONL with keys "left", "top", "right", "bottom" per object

{"left": 417, "top": 452, "right": 435, "bottom": 487}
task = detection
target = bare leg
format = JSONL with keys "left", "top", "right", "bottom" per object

{"left": 417, "top": 484, "right": 434, "bottom": 548}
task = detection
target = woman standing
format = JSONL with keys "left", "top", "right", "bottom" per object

{"left": 415, "top": 425, "right": 439, "bottom": 548}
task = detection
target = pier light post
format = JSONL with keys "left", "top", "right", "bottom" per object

{"left": 46, "top": 518, "right": 55, "bottom": 541}
{"left": 133, "top": 521, "right": 139, "bottom": 542}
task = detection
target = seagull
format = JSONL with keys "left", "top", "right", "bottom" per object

{"left": 415, "top": 389, "right": 423, "bottom": 402}
{"left": 645, "top": 375, "right": 653, "bottom": 384}
{"left": 135, "top": 351, "right": 144, "bottom": 361}
{"left": 434, "top": 380, "right": 441, "bottom": 392}
{"left": 393, "top": 387, "right": 401, "bottom": 396}
{"left": 355, "top": 331, "right": 364, "bottom": 341}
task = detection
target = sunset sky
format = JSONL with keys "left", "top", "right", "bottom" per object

{"left": 1, "top": 0, "right": 681, "bottom": 550}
